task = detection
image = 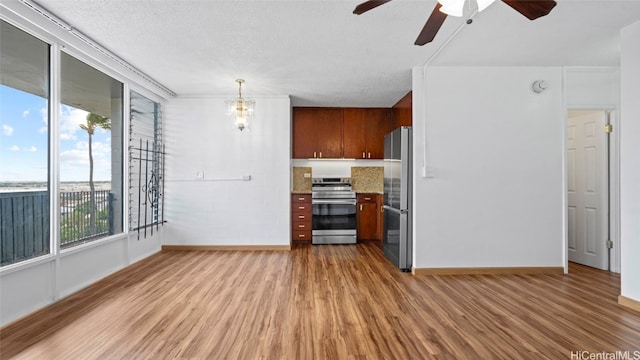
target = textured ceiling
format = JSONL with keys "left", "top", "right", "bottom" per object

{"left": 34, "top": 0, "right": 640, "bottom": 106}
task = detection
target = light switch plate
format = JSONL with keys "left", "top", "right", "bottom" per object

{"left": 304, "top": 172, "right": 311, "bottom": 178}
{"left": 423, "top": 166, "right": 436, "bottom": 178}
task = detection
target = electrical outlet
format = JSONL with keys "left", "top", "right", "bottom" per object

{"left": 424, "top": 166, "right": 436, "bottom": 178}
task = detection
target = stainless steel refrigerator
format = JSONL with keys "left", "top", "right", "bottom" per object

{"left": 383, "top": 127, "right": 412, "bottom": 271}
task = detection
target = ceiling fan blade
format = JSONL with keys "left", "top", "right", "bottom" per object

{"left": 353, "top": 0, "right": 392, "bottom": 15}
{"left": 414, "top": 3, "right": 448, "bottom": 46}
{"left": 501, "top": 0, "right": 557, "bottom": 20}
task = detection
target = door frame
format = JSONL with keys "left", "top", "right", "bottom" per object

{"left": 564, "top": 109, "right": 620, "bottom": 272}
{"left": 562, "top": 66, "right": 621, "bottom": 274}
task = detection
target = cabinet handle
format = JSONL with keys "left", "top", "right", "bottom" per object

{"left": 298, "top": 234, "right": 305, "bottom": 238}
{"left": 319, "top": 152, "right": 322, "bottom": 158}
{"left": 364, "top": 197, "right": 371, "bottom": 201}
{"left": 298, "top": 224, "right": 305, "bottom": 228}
{"left": 368, "top": 152, "right": 371, "bottom": 159}
{"left": 381, "top": 206, "right": 384, "bottom": 213}
{"left": 298, "top": 206, "right": 305, "bottom": 210}
{"left": 298, "top": 197, "right": 305, "bottom": 201}
{"left": 313, "top": 151, "right": 316, "bottom": 158}
{"left": 298, "top": 215, "right": 305, "bottom": 219}
{"left": 362, "top": 152, "right": 365, "bottom": 159}
{"left": 360, "top": 204, "right": 363, "bottom": 211}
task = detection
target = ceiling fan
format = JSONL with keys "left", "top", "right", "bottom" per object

{"left": 353, "top": 0, "right": 557, "bottom": 45}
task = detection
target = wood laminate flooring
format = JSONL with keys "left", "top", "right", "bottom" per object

{"left": 1, "top": 244, "right": 639, "bottom": 359}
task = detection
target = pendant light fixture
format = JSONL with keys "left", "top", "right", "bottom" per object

{"left": 225, "top": 79, "right": 255, "bottom": 131}
{"left": 438, "top": 0, "right": 497, "bottom": 16}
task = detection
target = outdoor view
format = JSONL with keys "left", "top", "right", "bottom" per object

{"left": 0, "top": 20, "right": 123, "bottom": 266}
{"left": 0, "top": 86, "right": 113, "bottom": 189}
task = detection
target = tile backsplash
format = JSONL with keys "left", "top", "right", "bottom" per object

{"left": 291, "top": 160, "right": 384, "bottom": 194}
{"left": 291, "top": 159, "right": 383, "bottom": 178}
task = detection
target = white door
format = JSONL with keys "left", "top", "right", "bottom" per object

{"left": 567, "top": 111, "right": 609, "bottom": 270}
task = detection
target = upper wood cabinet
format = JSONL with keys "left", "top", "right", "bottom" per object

{"left": 392, "top": 92, "right": 412, "bottom": 129}
{"left": 343, "top": 108, "right": 391, "bottom": 160}
{"left": 293, "top": 107, "right": 391, "bottom": 159}
{"left": 292, "top": 107, "right": 343, "bottom": 159}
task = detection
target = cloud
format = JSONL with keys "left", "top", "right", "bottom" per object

{"left": 60, "top": 148, "right": 89, "bottom": 166}
{"left": 23, "top": 109, "right": 30, "bottom": 118}
{"left": 7, "top": 145, "right": 39, "bottom": 152}
{"left": 38, "top": 106, "right": 48, "bottom": 134}
{"left": 59, "top": 140, "right": 111, "bottom": 168}
{"left": 60, "top": 105, "right": 89, "bottom": 141}
{"left": 2, "top": 124, "right": 14, "bottom": 136}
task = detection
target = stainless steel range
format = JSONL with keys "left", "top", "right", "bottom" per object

{"left": 311, "top": 177, "right": 357, "bottom": 244}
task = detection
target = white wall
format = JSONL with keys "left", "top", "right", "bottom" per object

{"left": 162, "top": 96, "right": 291, "bottom": 246}
{"left": 620, "top": 20, "right": 640, "bottom": 302}
{"left": 412, "top": 66, "right": 564, "bottom": 269}
{"left": 0, "top": 233, "right": 162, "bottom": 326}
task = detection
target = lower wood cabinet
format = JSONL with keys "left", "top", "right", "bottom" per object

{"left": 357, "top": 194, "right": 383, "bottom": 242}
{"left": 291, "top": 194, "right": 312, "bottom": 244}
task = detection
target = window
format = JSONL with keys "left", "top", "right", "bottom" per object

{"left": 129, "top": 91, "right": 164, "bottom": 239}
{"left": 0, "top": 20, "right": 51, "bottom": 266}
{"left": 59, "top": 53, "right": 123, "bottom": 247}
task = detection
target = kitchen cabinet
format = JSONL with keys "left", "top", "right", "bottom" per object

{"left": 392, "top": 91, "right": 412, "bottom": 129}
{"left": 291, "top": 194, "right": 312, "bottom": 244}
{"left": 357, "top": 193, "right": 383, "bottom": 242}
{"left": 292, "top": 107, "right": 343, "bottom": 159}
{"left": 343, "top": 108, "right": 392, "bottom": 160}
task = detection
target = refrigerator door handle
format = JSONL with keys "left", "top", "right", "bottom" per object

{"left": 383, "top": 205, "right": 408, "bottom": 214}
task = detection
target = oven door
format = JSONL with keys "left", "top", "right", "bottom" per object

{"left": 312, "top": 199, "right": 357, "bottom": 244}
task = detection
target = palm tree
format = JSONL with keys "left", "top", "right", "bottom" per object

{"left": 80, "top": 113, "right": 110, "bottom": 236}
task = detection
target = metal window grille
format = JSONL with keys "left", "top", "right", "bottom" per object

{"left": 129, "top": 91, "right": 165, "bottom": 239}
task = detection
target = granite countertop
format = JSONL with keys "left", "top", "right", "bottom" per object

{"left": 292, "top": 167, "right": 312, "bottom": 193}
{"left": 351, "top": 167, "right": 383, "bottom": 194}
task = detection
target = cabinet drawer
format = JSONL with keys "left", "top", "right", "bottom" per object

{"left": 357, "top": 194, "right": 378, "bottom": 203}
{"left": 292, "top": 230, "right": 312, "bottom": 241}
{"left": 292, "top": 212, "right": 311, "bottom": 221}
{"left": 292, "top": 194, "right": 312, "bottom": 203}
{"left": 292, "top": 221, "right": 312, "bottom": 231}
{"left": 292, "top": 203, "right": 311, "bottom": 211}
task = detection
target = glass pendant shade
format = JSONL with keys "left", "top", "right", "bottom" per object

{"left": 476, "top": 0, "right": 497, "bottom": 11}
{"left": 438, "top": 0, "right": 497, "bottom": 16}
{"left": 438, "top": 0, "right": 465, "bottom": 16}
{"left": 225, "top": 79, "right": 254, "bottom": 131}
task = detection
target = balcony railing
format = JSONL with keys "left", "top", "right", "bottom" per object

{"left": 0, "top": 190, "right": 113, "bottom": 266}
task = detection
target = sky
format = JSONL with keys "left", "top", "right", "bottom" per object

{"left": 0, "top": 85, "right": 112, "bottom": 182}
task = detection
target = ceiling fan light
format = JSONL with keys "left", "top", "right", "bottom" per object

{"left": 476, "top": 0, "right": 497, "bottom": 12}
{"left": 438, "top": 0, "right": 464, "bottom": 17}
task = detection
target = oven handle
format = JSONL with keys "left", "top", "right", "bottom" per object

{"left": 312, "top": 199, "right": 357, "bottom": 205}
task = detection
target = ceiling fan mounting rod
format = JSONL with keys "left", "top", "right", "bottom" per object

{"left": 422, "top": 10, "right": 478, "bottom": 67}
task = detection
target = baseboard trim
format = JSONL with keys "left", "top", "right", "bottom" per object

{"left": 162, "top": 245, "right": 291, "bottom": 252}
{"left": 618, "top": 295, "right": 640, "bottom": 313}
{"left": 412, "top": 266, "right": 564, "bottom": 276}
